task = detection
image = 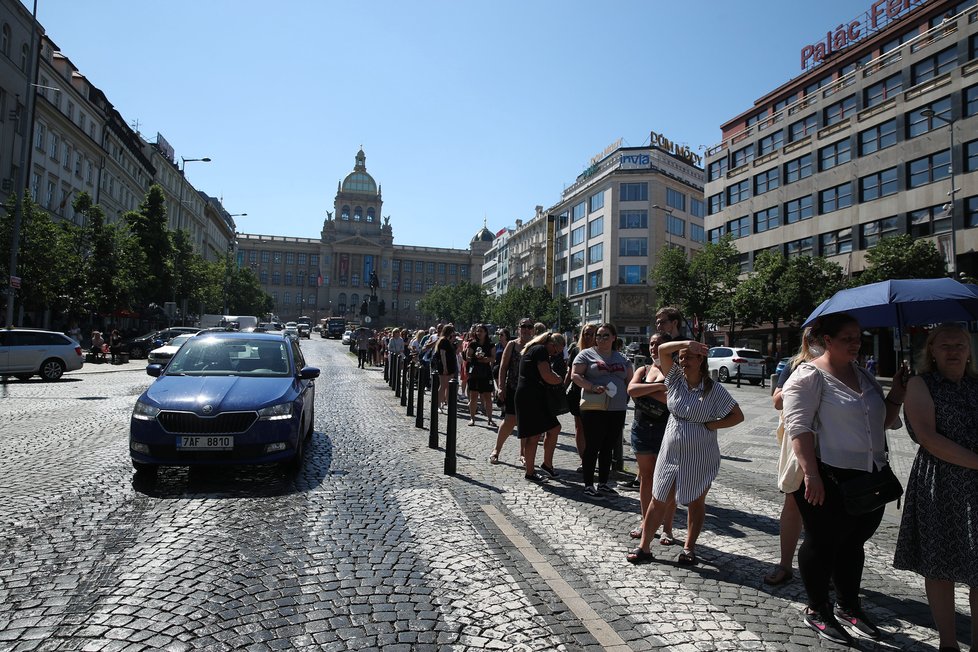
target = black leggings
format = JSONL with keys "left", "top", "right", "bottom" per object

{"left": 580, "top": 410, "right": 626, "bottom": 486}
{"left": 792, "top": 463, "right": 885, "bottom": 610}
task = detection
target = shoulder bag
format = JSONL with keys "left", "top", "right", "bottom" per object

{"left": 544, "top": 383, "right": 570, "bottom": 416}
{"left": 580, "top": 389, "right": 609, "bottom": 411}
{"left": 834, "top": 463, "right": 903, "bottom": 515}
{"left": 633, "top": 395, "right": 669, "bottom": 422}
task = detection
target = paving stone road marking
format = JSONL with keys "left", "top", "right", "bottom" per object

{"left": 482, "top": 504, "right": 631, "bottom": 651}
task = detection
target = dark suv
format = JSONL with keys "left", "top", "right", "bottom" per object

{"left": 125, "top": 327, "right": 201, "bottom": 359}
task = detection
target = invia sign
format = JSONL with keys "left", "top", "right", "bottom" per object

{"left": 619, "top": 153, "right": 651, "bottom": 169}
{"left": 800, "top": 0, "right": 927, "bottom": 71}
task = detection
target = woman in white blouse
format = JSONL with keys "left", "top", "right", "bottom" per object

{"left": 781, "top": 312, "right": 906, "bottom": 645}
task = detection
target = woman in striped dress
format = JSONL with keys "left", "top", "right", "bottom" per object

{"left": 627, "top": 339, "right": 743, "bottom": 565}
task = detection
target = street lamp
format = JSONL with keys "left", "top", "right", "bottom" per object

{"left": 921, "top": 108, "right": 958, "bottom": 272}
{"left": 180, "top": 156, "right": 211, "bottom": 172}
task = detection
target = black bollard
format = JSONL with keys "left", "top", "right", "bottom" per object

{"left": 736, "top": 365, "right": 742, "bottom": 388}
{"left": 383, "top": 352, "right": 389, "bottom": 382}
{"left": 392, "top": 353, "right": 400, "bottom": 394}
{"left": 415, "top": 364, "right": 426, "bottom": 429}
{"left": 429, "top": 372, "right": 440, "bottom": 448}
{"left": 407, "top": 359, "right": 416, "bottom": 417}
{"left": 445, "top": 378, "right": 458, "bottom": 475}
{"left": 400, "top": 355, "right": 409, "bottom": 407}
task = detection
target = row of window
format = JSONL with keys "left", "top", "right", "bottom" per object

{"left": 0, "top": 22, "right": 30, "bottom": 74}
{"left": 710, "top": 142, "right": 973, "bottom": 241}
{"left": 245, "top": 250, "right": 321, "bottom": 266}
{"left": 339, "top": 205, "right": 376, "bottom": 222}
{"left": 708, "top": 87, "right": 977, "bottom": 215}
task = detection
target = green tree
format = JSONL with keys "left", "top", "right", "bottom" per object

{"left": 858, "top": 234, "right": 946, "bottom": 284}
{"left": 124, "top": 184, "right": 173, "bottom": 307}
{"left": 417, "top": 282, "right": 491, "bottom": 327}
{"left": 488, "top": 286, "right": 578, "bottom": 332}
{"left": 8, "top": 195, "right": 67, "bottom": 320}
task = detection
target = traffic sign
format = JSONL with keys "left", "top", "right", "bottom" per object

{"left": 9, "top": 275, "right": 20, "bottom": 289}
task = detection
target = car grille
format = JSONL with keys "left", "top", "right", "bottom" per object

{"left": 157, "top": 411, "right": 258, "bottom": 434}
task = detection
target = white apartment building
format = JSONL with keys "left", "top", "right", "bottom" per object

{"left": 481, "top": 227, "right": 512, "bottom": 297}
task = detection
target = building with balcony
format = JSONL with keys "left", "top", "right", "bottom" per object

{"left": 506, "top": 206, "right": 549, "bottom": 292}
{"left": 704, "top": 0, "right": 978, "bottom": 278}
{"left": 237, "top": 149, "right": 492, "bottom": 325}
{"left": 549, "top": 139, "right": 706, "bottom": 342}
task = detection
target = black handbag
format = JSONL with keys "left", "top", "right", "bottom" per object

{"left": 633, "top": 395, "right": 669, "bottom": 423}
{"left": 544, "top": 383, "right": 570, "bottom": 416}
{"left": 837, "top": 465, "right": 903, "bottom": 515}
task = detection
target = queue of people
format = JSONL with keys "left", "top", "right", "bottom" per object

{"left": 357, "top": 311, "right": 976, "bottom": 650}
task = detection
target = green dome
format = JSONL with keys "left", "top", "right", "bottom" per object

{"left": 341, "top": 148, "right": 378, "bottom": 195}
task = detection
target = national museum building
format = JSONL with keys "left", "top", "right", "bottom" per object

{"left": 236, "top": 149, "right": 492, "bottom": 325}
{"left": 704, "top": 0, "right": 978, "bottom": 278}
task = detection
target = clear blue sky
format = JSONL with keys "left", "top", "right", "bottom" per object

{"left": 36, "top": 0, "right": 863, "bottom": 248}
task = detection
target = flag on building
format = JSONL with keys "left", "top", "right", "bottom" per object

{"left": 317, "top": 269, "right": 324, "bottom": 287}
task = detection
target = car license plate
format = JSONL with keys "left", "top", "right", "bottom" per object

{"left": 177, "top": 436, "right": 233, "bottom": 450}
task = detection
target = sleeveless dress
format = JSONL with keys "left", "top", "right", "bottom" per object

{"left": 515, "top": 344, "right": 559, "bottom": 438}
{"left": 893, "top": 372, "right": 978, "bottom": 585}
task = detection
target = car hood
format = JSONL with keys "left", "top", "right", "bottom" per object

{"left": 149, "top": 345, "right": 180, "bottom": 356}
{"left": 142, "top": 375, "right": 296, "bottom": 413}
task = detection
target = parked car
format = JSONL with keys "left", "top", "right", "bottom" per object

{"left": 707, "top": 346, "right": 766, "bottom": 384}
{"left": 283, "top": 324, "right": 299, "bottom": 341}
{"left": 0, "top": 328, "right": 85, "bottom": 381}
{"left": 125, "top": 327, "right": 201, "bottom": 359}
{"left": 341, "top": 330, "right": 353, "bottom": 346}
{"left": 147, "top": 333, "right": 195, "bottom": 366}
{"left": 774, "top": 357, "right": 792, "bottom": 378}
{"left": 129, "top": 332, "right": 320, "bottom": 476}
{"left": 297, "top": 324, "right": 311, "bottom": 339}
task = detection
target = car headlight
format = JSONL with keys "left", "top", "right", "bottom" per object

{"left": 258, "top": 402, "right": 293, "bottom": 420}
{"left": 132, "top": 401, "right": 160, "bottom": 420}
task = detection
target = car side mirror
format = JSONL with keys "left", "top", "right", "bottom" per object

{"left": 298, "top": 366, "right": 320, "bottom": 380}
{"left": 146, "top": 364, "right": 163, "bottom": 377}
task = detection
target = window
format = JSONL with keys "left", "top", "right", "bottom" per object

{"left": 448, "top": 263, "right": 457, "bottom": 275}
{"left": 824, "top": 95, "right": 856, "bottom": 126}
{"left": 708, "top": 192, "right": 725, "bottom": 215}
{"left": 690, "top": 198, "right": 705, "bottom": 218}
{"left": 908, "top": 150, "right": 951, "bottom": 188}
{"left": 0, "top": 23, "right": 8, "bottom": 57}
{"left": 437, "top": 262, "right": 446, "bottom": 275}
{"left": 907, "top": 97, "right": 951, "bottom": 137}
{"left": 708, "top": 227, "right": 724, "bottom": 243}
{"left": 570, "top": 275, "right": 584, "bottom": 294}
{"left": 758, "top": 130, "right": 783, "bottom": 155}
{"left": 859, "top": 167, "right": 899, "bottom": 201}
{"left": 967, "top": 140, "right": 978, "bottom": 172}
{"left": 788, "top": 114, "right": 817, "bottom": 142}
{"left": 619, "top": 237, "right": 648, "bottom": 257}
{"left": 784, "top": 154, "right": 813, "bottom": 183}
{"left": 727, "top": 216, "right": 750, "bottom": 239}
{"left": 666, "top": 188, "right": 686, "bottom": 211}
{"left": 805, "top": 76, "right": 830, "bottom": 95}
{"left": 284, "top": 272, "right": 293, "bottom": 285}
{"left": 619, "top": 265, "right": 648, "bottom": 284}
{"left": 708, "top": 158, "right": 727, "bottom": 182}
{"left": 261, "top": 251, "right": 270, "bottom": 264}
{"left": 557, "top": 211, "right": 569, "bottom": 229}
{"left": 367, "top": 208, "right": 375, "bottom": 222}
{"left": 341, "top": 205, "right": 350, "bottom": 220}
{"left": 272, "top": 272, "right": 281, "bottom": 284}
{"left": 754, "top": 168, "right": 779, "bottom": 195}
{"left": 619, "top": 210, "right": 647, "bottom": 229}
{"left": 690, "top": 224, "right": 705, "bottom": 243}
{"left": 820, "top": 228, "right": 853, "bottom": 256}
{"left": 861, "top": 216, "right": 899, "bottom": 248}
{"left": 620, "top": 183, "right": 648, "bottom": 201}
{"left": 34, "top": 123, "right": 44, "bottom": 150}
{"left": 260, "top": 271, "right": 268, "bottom": 283}
{"left": 911, "top": 46, "right": 957, "bottom": 85}
{"left": 572, "top": 201, "right": 586, "bottom": 221}
{"left": 736, "top": 252, "right": 751, "bottom": 273}
{"left": 555, "top": 234, "right": 567, "bottom": 252}
{"left": 819, "top": 138, "right": 852, "bottom": 170}
{"left": 286, "top": 252, "right": 294, "bottom": 264}
{"left": 667, "top": 215, "right": 685, "bottom": 238}
{"left": 570, "top": 250, "right": 585, "bottom": 270}
{"left": 570, "top": 226, "right": 585, "bottom": 246}
{"left": 587, "top": 270, "right": 603, "bottom": 290}
{"left": 786, "top": 237, "right": 813, "bottom": 258}
{"left": 727, "top": 179, "right": 749, "bottom": 205}
{"left": 299, "top": 253, "right": 308, "bottom": 265}
{"left": 859, "top": 119, "right": 897, "bottom": 155}
{"left": 910, "top": 204, "right": 952, "bottom": 237}
{"left": 882, "top": 30, "right": 914, "bottom": 54}
{"left": 731, "top": 144, "right": 754, "bottom": 167}
{"left": 415, "top": 261, "right": 423, "bottom": 273}
{"left": 966, "top": 196, "right": 978, "bottom": 228}
{"left": 819, "top": 182, "right": 854, "bottom": 213}
{"left": 415, "top": 280, "right": 422, "bottom": 293}
{"left": 273, "top": 252, "right": 282, "bottom": 264}
{"left": 49, "top": 133, "right": 58, "bottom": 159}
{"left": 588, "top": 216, "right": 603, "bottom": 238}
{"left": 426, "top": 262, "right": 435, "bottom": 275}
{"left": 589, "top": 191, "right": 604, "bottom": 212}
{"left": 967, "top": 85, "right": 978, "bottom": 117}
{"left": 754, "top": 206, "right": 781, "bottom": 233}
{"left": 863, "top": 74, "right": 903, "bottom": 107}
{"left": 353, "top": 206, "right": 362, "bottom": 221}
{"left": 785, "top": 195, "right": 814, "bottom": 223}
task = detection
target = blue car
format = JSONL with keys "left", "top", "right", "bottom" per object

{"left": 129, "top": 332, "right": 320, "bottom": 476}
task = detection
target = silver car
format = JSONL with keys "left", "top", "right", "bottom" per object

{"left": 0, "top": 329, "right": 85, "bottom": 381}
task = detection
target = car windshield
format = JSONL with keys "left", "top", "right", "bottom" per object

{"left": 165, "top": 338, "right": 292, "bottom": 377}
{"left": 736, "top": 350, "right": 764, "bottom": 359}
{"left": 168, "top": 334, "right": 194, "bottom": 348}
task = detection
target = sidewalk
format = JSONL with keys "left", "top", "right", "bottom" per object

{"left": 73, "top": 356, "right": 148, "bottom": 375}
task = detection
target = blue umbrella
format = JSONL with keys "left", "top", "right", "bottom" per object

{"left": 802, "top": 278, "right": 978, "bottom": 330}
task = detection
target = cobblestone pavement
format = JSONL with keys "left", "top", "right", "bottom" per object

{"left": 0, "top": 341, "right": 969, "bottom": 651}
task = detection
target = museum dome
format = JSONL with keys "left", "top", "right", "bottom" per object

{"left": 341, "top": 148, "right": 377, "bottom": 195}
{"left": 471, "top": 226, "right": 495, "bottom": 244}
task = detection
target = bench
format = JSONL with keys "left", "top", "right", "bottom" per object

{"left": 86, "top": 344, "right": 109, "bottom": 363}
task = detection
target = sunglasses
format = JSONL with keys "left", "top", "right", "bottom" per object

{"left": 594, "top": 334, "right": 612, "bottom": 340}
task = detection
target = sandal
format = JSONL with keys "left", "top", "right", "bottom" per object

{"left": 762, "top": 564, "right": 793, "bottom": 586}
{"left": 488, "top": 453, "right": 499, "bottom": 465}
{"left": 487, "top": 420, "right": 497, "bottom": 427}
{"left": 677, "top": 548, "right": 697, "bottom": 566}
{"left": 626, "top": 547, "right": 655, "bottom": 565}
{"left": 659, "top": 533, "right": 676, "bottom": 546}
{"left": 629, "top": 528, "right": 642, "bottom": 539}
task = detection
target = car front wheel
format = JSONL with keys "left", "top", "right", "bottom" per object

{"left": 130, "top": 345, "right": 145, "bottom": 359}
{"left": 40, "top": 358, "right": 65, "bottom": 381}
{"left": 717, "top": 366, "right": 729, "bottom": 383}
